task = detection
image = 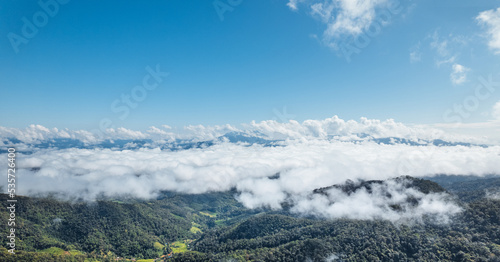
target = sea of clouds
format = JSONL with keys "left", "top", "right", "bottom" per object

{"left": 1, "top": 116, "right": 499, "bottom": 222}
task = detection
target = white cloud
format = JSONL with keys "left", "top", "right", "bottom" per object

{"left": 324, "top": 0, "right": 389, "bottom": 37}
{"left": 430, "top": 31, "right": 450, "bottom": 57}
{"left": 409, "top": 41, "right": 422, "bottom": 63}
{"left": 287, "top": 0, "right": 302, "bottom": 10}
{"left": 450, "top": 63, "right": 470, "bottom": 85}
{"left": 310, "top": 2, "right": 335, "bottom": 24}
{"left": 2, "top": 116, "right": 499, "bottom": 223}
{"left": 105, "top": 127, "right": 148, "bottom": 140}
{"left": 486, "top": 189, "right": 500, "bottom": 200}
{"left": 477, "top": 8, "right": 500, "bottom": 54}
{"left": 424, "top": 31, "right": 473, "bottom": 85}
{"left": 287, "top": 0, "right": 395, "bottom": 49}
{"left": 429, "top": 31, "right": 461, "bottom": 68}
{"left": 0, "top": 125, "right": 100, "bottom": 144}
{"left": 182, "top": 124, "right": 239, "bottom": 140}
{"left": 147, "top": 126, "right": 170, "bottom": 136}
{"left": 436, "top": 56, "right": 456, "bottom": 68}
{"left": 410, "top": 50, "right": 421, "bottom": 63}
{"left": 493, "top": 100, "right": 500, "bottom": 121}
{"left": 0, "top": 123, "right": 241, "bottom": 146}
{"left": 291, "top": 178, "right": 461, "bottom": 223}
{"left": 2, "top": 140, "right": 499, "bottom": 221}
{"left": 0, "top": 116, "right": 491, "bottom": 154}
{"left": 244, "top": 116, "right": 480, "bottom": 143}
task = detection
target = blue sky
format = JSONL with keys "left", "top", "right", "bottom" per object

{"left": 1, "top": 0, "right": 500, "bottom": 131}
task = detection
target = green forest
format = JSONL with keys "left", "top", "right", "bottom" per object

{"left": 1, "top": 175, "right": 500, "bottom": 262}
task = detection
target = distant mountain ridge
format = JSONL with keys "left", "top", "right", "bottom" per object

{"left": 0, "top": 130, "right": 488, "bottom": 154}
{"left": 425, "top": 174, "right": 500, "bottom": 202}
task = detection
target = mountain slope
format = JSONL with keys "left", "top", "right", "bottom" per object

{"left": 1, "top": 176, "right": 499, "bottom": 261}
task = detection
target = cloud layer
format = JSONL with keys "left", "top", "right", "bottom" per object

{"left": 2, "top": 116, "right": 499, "bottom": 222}
{"left": 2, "top": 138, "right": 499, "bottom": 221}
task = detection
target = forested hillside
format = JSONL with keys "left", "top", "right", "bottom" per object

{"left": 0, "top": 191, "right": 257, "bottom": 261}
{"left": 1, "top": 176, "right": 499, "bottom": 261}
{"left": 426, "top": 175, "right": 500, "bottom": 202}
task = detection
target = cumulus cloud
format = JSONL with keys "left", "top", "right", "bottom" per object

{"left": 1, "top": 116, "right": 486, "bottom": 149}
{"left": 0, "top": 125, "right": 100, "bottom": 144}
{"left": 105, "top": 127, "right": 148, "bottom": 140}
{"left": 477, "top": 8, "right": 500, "bottom": 54}
{"left": 244, "top": 116, "right": 480, "bottom": 143}
{"left": 450, "top": 63, "right": 469, "bottom": 85}
{"left": 0, "top": 123, "right": 241, "bottom": 147}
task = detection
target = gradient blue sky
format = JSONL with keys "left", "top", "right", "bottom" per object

{"left": 1, "top": 0, "right": 500, "bottom": 130}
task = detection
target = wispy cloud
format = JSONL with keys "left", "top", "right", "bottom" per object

{"left": 409, "top": 42, "right": 422, "bottom": 63}
{"left": 477, "top": 7, "right": 500, "bottom": 54}
{"left": 287, "top": 0, "right": 396, "bottom": 48}
{"left": 409, "top": 51, "right": 421, "bottom": 63}
{"left": 286, "top": 0, "right": 303, "bottom": 11}
{"left": 424, "top": 30, "right": 472, "bottom": 85}
{"left": 324, "top": 0, "right": 389, "bottom": 38}
{"left": 430, "top": 31, "right": 450, "bottom": 57}
{"left": 436, "top": 56, "right": 456, "bottom": 67}
{"left": 492, "top": 100, "right": 500, "bottom": 120}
